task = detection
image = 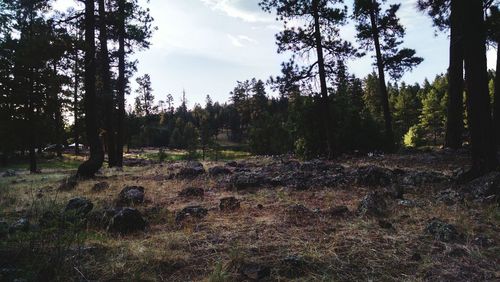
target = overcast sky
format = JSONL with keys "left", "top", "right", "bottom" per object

{"left": 55, "top": 0, "right": 498, "bottom": 109}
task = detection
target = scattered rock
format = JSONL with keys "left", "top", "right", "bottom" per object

{"left": 58, "top": 176, "right": 78, "bottom": 191}
{"left": 219, "top": 197, "right": 241, "bottom": 211}
{"left": 398, "top": 199, "right": 417, "bottom": 207}
{"left": 229, "top": 172, "right": 267, "bottom": 190}
{"left": 178, "top": 187, "right": 204, "bottom": 198}
{"left": 463, "top": 172, "right": 500, "bottom": 200}
{"left": 425, "top": 218, "right": 460, "bottom": 242}
{"left": 92, "top": 181, "right": 110, "bottom": 192}
{"left": 176, "top": 161, "right": 205, "bottom": 178}
{"left": 435, "top": 189, "right": 463, "bottom": 205}
{"left": 118, "top": 186, "right": 145, "bottom": 205}
{"left": 175, "top": 206, "right": 208, "bottom": 223}
{"left": 64, "top": 197, "right": 94, "bottom": 217}
{"left": 378, "top": 219, "right": 393, "bottom": 229}
{"left": 2, "top": 169, "right": 16, "bottom": 177}
{"left": 239, "top": 263, "right": 271, "bottom": 280}
{"left": 325, "top": 205, "right": 349, "bottom": 216}
{"left": 402, "top": 171, "right": 448, "bottom": 186}
{"left": 354, "top": 166, "right": 392, "bottom": 187}
{"left": 9, "top": 218, "right": 29, "bottom": 233}
{"left": 357, "top": 192, "right": 388, "bottom": 216}
{"left": 208, "top": 166, "right": 232, "bottom": 176}
{"left": 107, "top": 207, "right": 146, "bottom": 234}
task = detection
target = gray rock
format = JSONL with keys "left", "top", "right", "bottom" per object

{"left": 107, "top": 207, "right": 146, "bottom": 234}
{"left": 229, "top": 172, "right": 267, "bottom": 190}
{"left": 435, "top": 189, "right": 463, "bottom": 205}
{"left": 357, "top": 192, "right": 388, "bottom": 216}
{"left": 118, "top": 186, "right": 145, "bottom": 205}
{"left": 178, "top": 187, "right": 204, "bottom": 198}
{"left": 175, "top": 206, "right": 208, "bottom": 223}
{"left": 208, "top": 166, "right": 232, "bottom": 176}
{"left": 425, "top": 218, "right": 461, "bottom": 242}
{"left": 64, "top": 197, "right": 94, "bottom": 217}
{"left": 176, "top": 161, "right": 205, "bottom": 178}
{"left": 2, "top": 169, "right": 16, "bottom": 177}
{"left": 402, "top": 171, "right": 448, "bottom": 186}
{"left": 219, "top": 197, "right": 240, "bottom": 211}
{"left": 354, "top": 166, "right": 393, "bottom": 187}
{"left": 463, "top": 172, "right": 500, "bottom": 200}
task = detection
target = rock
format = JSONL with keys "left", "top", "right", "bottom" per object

{"left": 435, "top": 189, "right": 463, "bottom": 205}
{"left": 2, "top": 169, "right": 16, "bottom": 177}
{"left": 229, "top": 172, "right": 267, "bottom": 190}
{"left": 226, "top": 161, "right": 239, "bottom": 167}
{"left": 463, "top": 172, "right": 500, "bottom": 200}
{"left": 58, "top": 176, "right": 78, "bottom": 191}
{"left": 208, "top": 166, "right": 232, "bottom": 176}
{"left": 425, "top": 218, "right": 460, "bottom": 242}
{"left": 176, "top": 161, "right": 205, "bottom": 178}
{"left": 378, "top": 219, "right": 393, "bottom": 229}
{"left": 325, "top": 205, "right": 349, "bottom": 216}
{"left": 357, "top": 192, "right": 388, "bottom": 216}
{"left": 178, "top": 187, "right": 204, "bottom": 198}
{"left": 397, "top": 199, "right": 417, "bottom": 207}
{"left": 402, "top": 171, "right": 448, "bottom": 186}
{"left": 107, "top": 207, "right": 146, "bottom": 234}
{"left": 118, "top": 186, "right": 145, "bottom": 205}
{"left": 239, "top": 263, "right": 271, "bottom": 280}
{"left": 257, "top": 204, "right": 264, "bottom": 210}
{"left": 472, "top": 234, "right": 494, "bottom": 247}
{"left": 9, "top": 218, "right": 29, "bottom": 233}
{"left": 219, "top": 197, "right": 241, "bottom": 211}
{"left": 92, "top": 181, "right": 110, "bottom": 192}
{"left": 64, "top": 197, "right": 94, "bottom": 217}
{"left": 175, "top": 206, "right": 208, "bottom": 223}
{"left": 270, "top": 171, "right": 311, "bottom": 189}
{"left": 354, "top": 166, "right": 392, "bottom": 187}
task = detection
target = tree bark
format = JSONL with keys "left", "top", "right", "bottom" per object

{"left": 77, "top": 0, "right": 104, "bottom": 178}
{"left": 73, "top": 46, "right": 80, "bottom": 155}
{"left": 116, "top": 0, "right": 126, "bottom": 167}
{"left": 463, "top": 0, "right": 498, "bottom": 176}
{"left": 98, "top": 0, "right": 116, "bottom": 166}
{"left": 444, "top": 0, "right": 465, "bottom": 149}
{"left": 28, "top": 69, "right": 37, "bottom": 173}
{"left": 369, "top": 0, "right": 394, "bottom": 151}
{"left": 494, "top": 39, "right": 500, "bottom": 148}
{"left": 312, "top": 0, "right": 333, "bottom": 157}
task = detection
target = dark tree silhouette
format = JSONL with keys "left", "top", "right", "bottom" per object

{"left": 77, "top": 0, "right": 104, "bottom": 178}
{"left": 487, "top": 6, "right": 500, "bottom": 148}
{"left": 353, "top": 0, "right": 423, "bottom": 151}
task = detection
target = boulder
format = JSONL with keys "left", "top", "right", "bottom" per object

{"left": 326, "top": 205, "right": 349, "bottom": 216}
{"left": 178, "top": 187, "right": 204, "bottom": 198}
{"left": 92, "top": 181, "right": 110, "bottom": 192}
{"left": 354, "top": 166, "right": 392, "bottom": 187}
{"left": 58, "top": 176, "right": 78, "bottom": 191}
{"left": 208, "top": 166, "right": 232, "bottom": 176}
{"left": 107, "top": 207, "right": 146, "bottom": 234}
{"left": 425, "top": 218, "right": 460, "bottom": 242}
{"left": 463, "top": 172, "right": 500, "bottom": 200}
{"left": 402, "top": 171, "right": 448, "bottom": 186}
{"left": 64, "top": 197, "right": 94, "bottom": 217}
{"left": 229, "top": 172, "right": 267, "bottom": 190}
{"left": 357, "top": 192, "right": 388, "bottom": 216}
{"left": 2, "top": 169, "right": 16, "bottom": 177}
{"left": 118, "top": 186, "right": 145, "bottom": 205}
{"left": 176, "top": 161, "right": 205, "bottom": 178}
{"left": 219, "top": 197, "right": 241, "bottom": 211}
{"left": 175, "top": 206, "right": 208, "bottom": 223}
{"left": 435, "top": 189, "right": 463, "bottom": 205}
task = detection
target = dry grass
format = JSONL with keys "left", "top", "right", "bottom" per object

{"left": 0, "top": 153, "right": 499, "bottom": 281}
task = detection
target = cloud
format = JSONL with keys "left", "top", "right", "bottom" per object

{"left": 200, "top": 0, "right": 272, "bottom": 22}
{"left": 227, "top": 34, "right": 258, "bottom": 47}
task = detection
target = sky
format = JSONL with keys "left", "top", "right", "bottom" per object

{"left": 54, "top": 0, "right": 498, "bottom": 109}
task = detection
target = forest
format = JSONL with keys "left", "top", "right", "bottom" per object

{"left": 0, "top": 0, "right": 499, "bottom": 281}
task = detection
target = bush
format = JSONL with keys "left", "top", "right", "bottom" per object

{"left": 403, "top": 125, "right": 424, "bottom": 148}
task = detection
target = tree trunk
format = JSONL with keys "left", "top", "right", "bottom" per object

{"left": 369, "top": 0, "right": 394, "bottom": 151}
{"left": 53, "top": 62, "right": 63, "bottom": 158}
{"left": 73, "top": 47, "right": 80, "bottom": 155}
{"left": 77, "top": 0, "right": 104, "bottom": 178}
{"left": 28, "top": 68, "right": 37, "bottom": 173}
{"left": 463, "top": 0, "right": 498, "bottom": 176}
{"left": 98, "top": 0, "right": 116, "bottom": 167}
{"left": 312, "top": 0, "right": 333, "bottom": 157}
{"left": 444, "top": 0, "right": 465, "bottom": 149}
{"left": 494, "top": 39, "right": 500, "bottom": 148}
{"left": 116, "top": 0, "right": 126, "bottom": 167}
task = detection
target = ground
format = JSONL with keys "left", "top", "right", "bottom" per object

{"left": 0, "top": 150, "right": 499, "bottom": 281}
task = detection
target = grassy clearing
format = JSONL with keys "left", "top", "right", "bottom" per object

{"left": 139, "top": 149, "right": 251, "bottom": 162}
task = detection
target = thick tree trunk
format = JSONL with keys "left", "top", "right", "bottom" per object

{"left": 312, "top": 0, "right": 333, "bottom": 157}
{"left": 369, "top": 0, "right": 394, "bottom": 151}
{"left": 494, "top": 40, "right": 500, "bottom": 148}
{"left": 28, "top": 69, "right": 37, "bottom": 173}
{"left": 444, "top": 0, "right": 465, "bottom": 149}
{"left": 53, "top": 62, "right": 63, "bottom": 158}
{"left": 116, "top": 0, "right": 126, "bottom": 167}
{"left": 98, "top": 0, "right": 116, "bottom": 167}
{"left": 463, "top": 0, "right": 498, "bottom": 176}
{"left": 77, "top": 0, "right": 104, "bottom": 178}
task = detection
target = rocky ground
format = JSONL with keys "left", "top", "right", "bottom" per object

{"left": 0, "top": 150, "right": 499, "bottom": 281}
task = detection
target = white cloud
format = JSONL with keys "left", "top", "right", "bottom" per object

{"left": 227, "top": 34, "right": 258, "bottom": 47}
{"left": 200, "top": 0, "right": 272, "bottom": 22}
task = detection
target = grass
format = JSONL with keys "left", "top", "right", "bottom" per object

{"left": 0, "top": 152, "right": 498, "bottom": 281}
{"left": 139, "top": 149, "right": 251, "bottom": 162}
